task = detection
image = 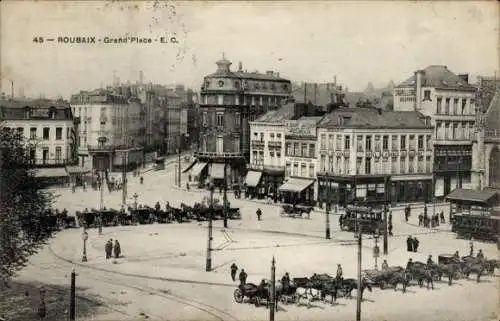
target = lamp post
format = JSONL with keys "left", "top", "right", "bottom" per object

{"left": 223, "top": 162, "right": 228, "bottom": 228}
{"left": 69, "top": 267, "right": 75, "bottom": 321}
{"left": 325, "top": 201, "right": 331, "bottom": 239}
{"left": 373, "top": 228, "right": 380, "bottom": 270}
{"left": 270, "top": 256, "right": 276, "bottom": 321}
{"left": 356, "top": 218, "right": 363, "bottom": 321}
{"left": 206, "top": 178, "right": 215, "bottom": 272}
{"left": 133, "top": 193, "right": 139, "bottom": 210}
{"left": 383, "top": 176, "right": 389, "bottom": 255}
{"left": 38, "top": 286, "right": 46, "bottom": 320}
{"left": 81, "top": 229, "right": 88, "bottom": 262}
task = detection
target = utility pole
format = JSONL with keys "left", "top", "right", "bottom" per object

{"left": 356, "top": 220, "right": 362, "bottom": 321}
{"left": 270, "top": 256, "right": 276, "bottom": 321}
{"left": 206, "top": 180, "right": 214, "bottom": 272}
{"left": 325, "top": 188, "right": 331, "bottom": 239}
{"left": 178, "top": 135, "right": 182, "bottom": 187}
{"left": 122, "top": 151, "right": 127, "bottom": 207}
{"left": 383, "top": 176, "right": 388, "bottom": 255}
{"left": 69, "top": 267, "right": 76, "bottom": 320}
{"left": 223, "top": 161, "right": 228, "bottom": 228}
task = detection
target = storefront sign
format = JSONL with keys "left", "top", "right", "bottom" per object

{"left": 285, "top": 120, "right": 316, "bottom": 137}
{"left": 287, "top": 157, "right": 313, "bottom": 163}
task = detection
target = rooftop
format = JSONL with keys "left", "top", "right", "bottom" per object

{"left": 0, "top": 99, "right": 72, "bottom": 121}
{"left": 318, "top": 107, "right": 432, "bottom": 129}
{"left": 396, "top": 65, "right": 476, "bottom": 91}
{"left": 253, "top": 103, "right": 295, "bottom": 123}
{"left": 291, "top": 83, "right": 343, "bottom": 106}
{"left": 446, "top": 188, "right": 498, "bottom": 205}
{"left": 484, "top": 90, "right": 499, "bottom": 135}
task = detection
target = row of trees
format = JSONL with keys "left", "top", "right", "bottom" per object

{"left": 0, "top": 127, "right": 54, "bottom": 287}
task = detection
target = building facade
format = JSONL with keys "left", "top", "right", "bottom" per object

{"left": 317, "top": 108, "right": 434, "bottom": 207}
{"left": 71, "top": 89, "right": 144, "bottom": 171}
{"left": 193, "top": 55, "right": 292, "bottom": 187}
{"left": 0, "top": 99, "right": 77, "bottom": 167}
{"left": 393, "top": 65, "right": 477, "bottom": 197}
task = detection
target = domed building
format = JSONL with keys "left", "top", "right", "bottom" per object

{"left": 190, "top": 55, "right": 292, "bottom": 188}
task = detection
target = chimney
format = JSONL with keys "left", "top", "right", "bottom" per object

{"left": 415, "top": 70, "right": 424, "bottom": 111}
{"left": 458, "top": 73, "right": 469, "bottom": 84}
{"left": 238, "top": 61, "right": 243, "bottom": 72}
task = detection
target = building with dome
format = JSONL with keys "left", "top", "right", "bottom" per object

{"left": 190, "top": 55, "right": 292, "bottom": 188}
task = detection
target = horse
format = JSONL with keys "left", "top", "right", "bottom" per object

{"left": 292, "top": 278, "right": 321, "bottom": 307}
{"left": 319, "top": 281, "right": 340, "bottom": 305}
{"left": 463, "top": 262, "right": 487, "bottom": 283}
{"left": 410, "top": 267, "right": 435, "bottom": 289}
{"left": 388, "top": 271, "right": 410, "bottom": 293}
{"left": 342, "top": 277, "right": 373, "bottom": 299}
{"left": 483, "top": 259, "right": 500, "bottom": 275}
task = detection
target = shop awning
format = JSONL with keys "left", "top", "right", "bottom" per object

{"left": 33, "top": 167, "right": 69, "bottom": 178}
{"left": 210, "top": 163, "right": 226, "bottom": 179}
{"left": 191, "top": 162, "right": 208, "bottom": 178}
{"left": 391, "top": 174, "right": 432, "bottom": 181}
{"left": 446, "top": 188, "right": 498, "bottom": 205}
{"left": 65, "top": 166, "right": 91, "bottom": 174}
{"left": 183, "top": 160, "right": 197, "bottom": 173}
{"left": 245, "top": 171, "right": 262, "bottom": 187}
{"left": 278, "top": 178, "right": 315, "bottom": 193}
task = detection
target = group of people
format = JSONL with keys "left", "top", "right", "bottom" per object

{"left": 417, "top": 206, "right": 446, "bottom": 228}
{"left": 406, "top": 235, "right": 420, "bottom": 252}
{"left": 105, "top": 238, "right": 121, "bottom": 259}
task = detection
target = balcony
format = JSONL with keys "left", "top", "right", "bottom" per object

{"left": 250, "top": 140, "right": 265, "bottom": 149}
{"left": 268, "top": 141, "right": 282, "bottom": 148}
{"left": 248, "top": 164, "right": 284, "bottom": 172}
{"left": 194, "top": 150, "right": 245, "bottom": 159}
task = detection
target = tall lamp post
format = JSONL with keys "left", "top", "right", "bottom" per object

{"left": 356, "top": 218, "right": 363, "bottom": 321}
{"left": 133, "top": 193, "right": 139, "bottom": 210}
{"left": 383, "top": 176, "right": 389, "bottom": 255}
{"left": 223, "top": 161, "right": 228, "bottom": 228}
{"left": 270, "top": 256, "right": 276, "bottom": 321}
{"left": 81, "top": 229, "right": 88, "bottom": 262}
{"left": 206, "top": 178, "right": 215, "bottom": 272}
{"left": 325, "top": 201, "right": 331, "bottom": 239}
{"left": 373, "top": 228, "right": 380, "bottom": 270}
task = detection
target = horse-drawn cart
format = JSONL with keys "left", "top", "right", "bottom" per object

{"left": 280, "top": 204, "right": 312, "bottom": 218}
{"left": 363, "top": 267, "right": 403, "bottom": 289}
{"left": 233, "top": 283, "right": 270, "bottom": 307}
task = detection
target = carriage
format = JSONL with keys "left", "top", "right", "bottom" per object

{"left": 280, "top": 204, "right": 312, "bottom": 218}
{"left": 132, "top": 208, "right": 156, "bottom": 224}
{"left": 156, "top": 210, "right": 172, "bottom": 223}
{"left": 233, "top": 283, "right": 272, "bottom": 307}
{"left": 340, "top": 205, "right": 386, "bottom": 235}
{"left": 363, "top": 266, "right": 404, "bottom": 289}
{"left": 117, "top": 211, "right": 134, "bottom": 225}
{"left": 94, "top": 209, "right": 119, "bottom": 226}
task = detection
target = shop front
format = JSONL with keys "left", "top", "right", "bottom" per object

{"left": 390, "top": 174, "right": 432, "bottom": 204}
{"left": 244, "top": 170, "right": 263, "bottom": 199}
{"left": 278, "top": 177, "right": 316, "bottom": 206}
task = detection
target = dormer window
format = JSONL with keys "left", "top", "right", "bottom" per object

{"left": 423, "top": 90, "right": 431, "bottom": 101}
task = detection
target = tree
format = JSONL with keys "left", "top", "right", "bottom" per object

{"left": 0, "top": 127, "right": 54, "bottom": 287}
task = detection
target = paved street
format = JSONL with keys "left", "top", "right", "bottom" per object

{"left": 13, "top": 160, "right": 500, "bottom": 321}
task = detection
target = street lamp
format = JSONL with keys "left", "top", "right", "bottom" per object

{"left": 38, "top": 286, "right": 46, "bottom": 320}
{"left": 206, "top": 178, "right": 215, "bottom": 272}
{"left": 133, "top": 193, "right": 139, "bottom": 210}
{"left": 81, "top": 229, "right": 88, "bottom": 262}
{"left": 373, "top": 228, "right": 380, "bottom": 270}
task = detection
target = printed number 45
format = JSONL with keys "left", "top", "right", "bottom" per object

{"left": 33, "top": 37, "right": 44, "bottom": 43}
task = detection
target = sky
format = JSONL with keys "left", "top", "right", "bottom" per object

{"left": 0, "top": 0, "right": 498, "bottom": 100}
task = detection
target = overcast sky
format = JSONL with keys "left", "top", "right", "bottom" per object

{"left": 0, "top": 1, "right": 498, "bottom": 99}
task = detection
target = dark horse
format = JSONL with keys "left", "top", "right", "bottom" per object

{"left": 410, "top": 267, "right": 435, "bottom": 290}
{"left": 342, "top": 278, "right": 373, "bottom": 299}
{"left": 389, "top": 271, "right": 410, "bottom": 293}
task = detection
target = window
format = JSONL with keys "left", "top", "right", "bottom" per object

{"left": 17, "top": 127, "right": 24, "bottom": 137}
{"left": 400, "top": 135, "right": 406, "bottom": 149}
{"left": 356, "top": 157, "right": 363, "bottom": 174}
{"left": 344, "top": 157, "right": 349, "bottom": 174}
{"left": 382, "top": 135, "right": 389, "bottom": 150}
{"left": 234, "top": 137, "right": 240, "bottom": 152}
{"left": 364, "top": 158, "right": 371, "bottom": 174}
{"left": 382, "top": 157, "right": 389, "bottom": 174}
{"left": 357, "top": 135, "right": 363, "bottom": 152}
{"left": 202, "top": 112, "right": 208, "bottom": 126}
{"left": 301, "top": 163, "right": 307, "bottom": 177}
{"left": 55, "top": 147, "right": 62, "bottom": 162}
{"left": 409, "top": 135, "right": 416, "bottom": 150}
{"left": 445, "top": 98, "right": 450, "bottom": 114}
{"left": 277, "top": 133, "right": 281, "bottom": 139}
{"left": 408, "top": 156, "right": 415, "bottom": 173}
{"left": 374, "top": 158, "right": 380, "bottom": 174}
{"left": 426, "top": 156, "right": 432, "bottom": 172}
{"left": 444, "top": 123, "right": 450, "bottom": 139}
{"left": 418, "top": 156, "right": 424, "bottom": 173}
{"left": 426, "top": 135, "right": 432, "bottom": 149}
{"left": 418, "top": 135, "right": 424, "bottom": 150}
{"left": 336, "top": 135, "right": 342, "bottom": 150}
{"left": 286, "top": 162, "right": 291, "bottom": 176}
{"left": 276, "top": 151, "right": 281, "bottom": 158}
{"left": 321, "top": 155, "right": 326, "bottom": 172}
{"left": 453, "top": 123, "right": 459, "bottom": 139}
{"left": 56, "top": 127, "right": 63, "bottom": 140}
{"left": 391, "top": 156, "right": 398, "bottom": 173}
{"left": 453, "top": 99, "right": 458, "bottom": 115}
{"left": 374, "top": 135, "right": 381, "bottom": 151}
{"left": 269, "top": 151, "right": 275, "bottom": 158}
{"left": 29, "top": 149, "right": 36, "bottom": 163}
{"left": 43, "top": 127, "right": 50, "bottom": 140}
{"left": 461, "top": 99, "right": 467, "bottom": 115}
{"left": 260, "top": 133, "right": 264, "bottom": 141}
{"left": 365, "top": 135, "right": 372, "bottom": 150}
{"left": 320, "top": 134, "right": 326, "bottom": 149}
{"left": 329, "top": 156, "right": 334, "bottom": 172}
{"left": 436, "top": 97, "right": 442, "bottom": 114}
{"left": 309, "top": 144, "right": 315, "bottom": 158}
{"left": 294, "top": 143, "right": 300, "bottom": 156}
{"left": 301, "top": 143, "right": 307, "bottom": 157}
{"left": 309, "top": 164, "right": 315, "bottom": 178}
{"left": 235, "top": 112, "right": 240, "bottom": 127}
{"left": 42, "top": 148, "right": 49, "bottom": 164}
{"left": 344, "top": 135, "right": 350, "bottom": 150}
{"left": 328, "top": 134, "right": 334, "bottom": 150}
{"left": 391, "top": 135, "right": 398, "bottom": 150}
{"left": 423, "top": 90, "right": 431, "bottom": 101}
{"left": 400, "top": 156, "right": 406, "bottom": 173}
{"left": 286, "top": 143, "right": 292, "bottom": 156}
{"left": 216, "top": 113, "right": 224, "bottom": 127}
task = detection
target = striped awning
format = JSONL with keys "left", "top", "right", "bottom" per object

{"left": 278, "top": 178, "right": 315, "bottom": 193}
{"left": 245, "top": 171, "right": 262, "bottom": 187}
{"left": 210, "top": 163, "right": 226, "bottom": 179}
{"left": 33, "top": 167, "right": 69, "bottom": 178}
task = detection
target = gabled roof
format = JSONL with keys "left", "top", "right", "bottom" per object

{"left": 318, "top": 107, "right": 432, "bottom": 129}
{"left": 396, "top": 65, "right": 476, "bottom": 91}
{"left": 484, "top": 90, "right": 499, "bottom": 134}
{"left": 446, "top": 188, "right": 498, "bottom": 205}
{"left": 254, "top": 103, "right": 295, "bottom": 123}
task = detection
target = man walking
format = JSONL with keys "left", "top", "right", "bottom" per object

{"left": 413, "top": 237, "right": 419, "bottom": 252}
{"left": 406, "top": 235, "right": 413, "bottom": 252}
{"left": 105, "top": 239, "right": 113, "bottom": 259}
{"left": 239, "top": 269, "right": 247, "bottom": 285}
{"left": 256, "top": 208, "right": 262, "bottom": 221}
{"left": 113, "top": 239, "right": 121, "bottom": 259}
{"left": 230, "top": 263, "right": 238, "bottom": 282}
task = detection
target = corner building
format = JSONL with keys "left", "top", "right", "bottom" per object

{"left": 194, "top": 56, "right": 292, "bottom": 187}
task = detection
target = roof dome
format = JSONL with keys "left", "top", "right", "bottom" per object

{"left": 215, "top": 53, "right": 232, "bottom": 72}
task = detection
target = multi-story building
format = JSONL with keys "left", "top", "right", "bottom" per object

{"left": 70, "top": 89, "right": 144, "bottom": 171}
{"left": 472, "top": 77, "right": 500, "bottom": 190}
{"left": 393, "top": 65, "right": 477, "bottom": 197}
{"left": 316, "top": 108, "right": 433, "bottom": 206}
{"left": 0, "top": 98, "right": 77, "bottom": 179}
{"left": 193, "top": 55, "right": 292, "bottom": 188}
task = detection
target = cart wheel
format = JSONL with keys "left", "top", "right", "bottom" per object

{"left": 233, "top": 289, "right": 244, "bottom": 303}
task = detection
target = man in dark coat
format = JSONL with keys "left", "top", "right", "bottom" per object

{"left": 388, "top": 222, "right": 393, "bottom": 236}
{"left": 113, "top": 239, "right": 121, "bottom": 258}
{"left": 413, "top": 237, "right": 419, "bottom": 252}
{"left": 105, "top": 239, "right": 113, "bottom": 259}
{"left": 388, "top": 211, "right": 392, "bottom": 224}
{"left": 239, "top": 269, "right": 247, "bottom": 285}
{"left": 230, "top": 263, "right": 238, "bottom": 281}
{"left": 256, "top": 208, "right": 262, "bottom": 221}
{"left": 406, "top": 258, "right": 414, "bottom": 270}
{"left": 406, "top": 235, "right": 413, "bottom": 252}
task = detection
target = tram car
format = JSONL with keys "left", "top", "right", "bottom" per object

{"left": 340, "top": 205, "right": 386, "bottom": 235}
{"left": 451, "top": 211, "right": 500, "bottom": 242}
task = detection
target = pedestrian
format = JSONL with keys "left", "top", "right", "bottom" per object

{"left": 230, "top": 263, "right": 238, "bottom": 281}
{"left": 469, "top": 242, "right": 474, "bottom": 257}
{"left": 239, "top": 269, "right": 247, "bottom": 285}
{"left": 388, "top": 222, "right": 393, "bottom": 236}
{"left": 336, "top": 264, "right": 343, "bottom": 281}
{"left": 406, "top": 235, "right": 413, "bottom": 252}
{"left": 418, "top": 214, "right": 423, "bottom": 226}
{"left": 424, "top": 204, "right": 427, "bottom": 216}
{"left": 140, "top": 176, "right": 144, "bottom": 184}
{"left": 256, "top": 208, "right": 262, "bottom": 221}
{"left": 440, "top": 211, "right": 445, "bottom": 223}
{"left": 404, "top": 206, "right": 409, "bottom": 222}
{"left": 388, "top": 211, "right": 392, "bottom": 223}
{"left": 113, "top": 239, "right": 121, "bottom": 258}
{"left": 381, "top": 260, "right": 389, "bottom": 270}
{"left": 105, "top": 239, "right": 113, "bottom": 259}
{"left": 413, "top": 237, "right": 419, "bottom": 252}
{"left": 83, "top": 181, "right": 87, "bottom": 192}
